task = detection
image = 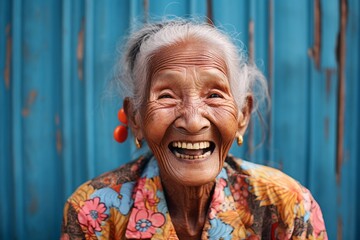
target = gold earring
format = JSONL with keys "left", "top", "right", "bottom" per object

{"left": 135, "top": 138, "right": 142, "bottom": 149}
{"left": 237, "top": 135, "right": 243, "bottom": 146}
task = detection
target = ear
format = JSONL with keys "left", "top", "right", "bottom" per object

{"left": 237, "top": 95, "right": 253, "bottom": 136}
{"left": 123, "top": 97, "right": 143, "bottom": 140}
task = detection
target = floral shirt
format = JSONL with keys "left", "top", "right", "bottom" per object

{"left": 61, "top": 153, "right": 327, "bottom": 239}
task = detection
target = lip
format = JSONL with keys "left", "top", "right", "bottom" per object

{"left": 168, "top": 140, "right": 216, "bottom": 163}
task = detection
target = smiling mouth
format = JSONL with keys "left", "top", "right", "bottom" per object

{"left": 169, "top": 141, "right": 215, "bottom": 160}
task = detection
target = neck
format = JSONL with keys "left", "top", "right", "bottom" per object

{"left": 161, "top": 176, "right": 215, "bottom": 240}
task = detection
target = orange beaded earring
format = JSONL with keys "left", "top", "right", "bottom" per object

{"left": 113, "top": 108, "right": 128, "bottom": 143}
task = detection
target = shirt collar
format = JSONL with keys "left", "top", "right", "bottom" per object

{"left": 125, "top": 156, "right": 240, "bottom": 239}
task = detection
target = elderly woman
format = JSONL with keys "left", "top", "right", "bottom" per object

{"left": 61, "top": 20, "right": 327, "bottom": 239}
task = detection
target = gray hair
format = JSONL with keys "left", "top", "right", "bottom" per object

{"left": 116, "top": 19, "right": 268, "bottom": 113}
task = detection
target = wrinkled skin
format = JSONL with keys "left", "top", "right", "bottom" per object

{"left": 125, "top": 39, "right": 251, "bottom": 239}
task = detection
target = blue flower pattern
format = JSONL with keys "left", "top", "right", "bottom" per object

{"left": 208, "top": 218, "right": 233, "bottom": 240}
{"left": 91, "top": 181, "right": 135, "bottom": 215}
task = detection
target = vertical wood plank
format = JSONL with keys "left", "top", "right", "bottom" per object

{"left": 320, "top": 0, "right": 339, "bottom": 68}
{"left": 148, "top": 0, "right": 191, "bottom": 17}
{"left": 341, "top": 0, "right": 360, "bottom": 238}
{"left": 335, "top": 0, "right": 347, "bottom": 184}
{"left": 91, "top": 0, "right": 132, "bottom": 175}
{"left": 130, "top": 0, "right": 145, "bottom": 25}
{"left": 308, "top": 69, "right": 338, "bottom": 238}
{"left": 266, "top": 0, "right": 274, "bottom": 168}
{"left": 20, "top": 0, "right": 63, "bottom": 237}
{"left": 12, "top": 0, "right": 25, "bottom": 238}
{"left": 85, "top": 0, "right": 96, "bottom": 178}
{"left": 61, "top": 0, "right": 73, "bottom": 200}
{"left": 189, "top": 0, "right": 207, "bottom": 18}
{"left": 0, "top": 0, "right": 14, "bottom": 238}
{"left": 271, "top": 0, "right": 310, "bottom": 183}
{"left": 247, "top": 0, "right": 272, "bottom": 167}
{"left": 335, "top": 1, "right": 347, "bottom": 236}
{"left": 71, "top": 0, "right": 87, "bottom": 189}
{"left": 308, "top": 0, "right": 339, "bottom": 238}
{"left": 212, "top": 0, "right": 249, "bottom": 38}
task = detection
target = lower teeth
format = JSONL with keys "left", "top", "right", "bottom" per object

{"left": 175, "top": 151, "right": 211, "bottom": 159}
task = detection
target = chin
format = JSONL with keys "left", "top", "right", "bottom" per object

{"left": 160, "top": 147, "right": 223, "bottom": 187}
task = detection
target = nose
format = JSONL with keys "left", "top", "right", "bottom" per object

{"left": 174, "top": 105, "right": 210, "bottom": 134}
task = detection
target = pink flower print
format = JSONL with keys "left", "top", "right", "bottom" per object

{"left": 301, "top": 187, "right": 327, "bottom": 238}
{"left": 134, "top": 178, "right": 159, "bottom": 210}
{"left": 209, "top": 178, "right": 227, "bottom": 219}
{"left": 310, "top": 199, "right": 327, "bottom": 238}
{"left": 78, "top": 197, "right": 108, "bottom": 234}
{"left": 126, "top": 208, "right": 166, "bottom": 238}
{"left": 231, "top": 175, "right": 249, "bottom": 208}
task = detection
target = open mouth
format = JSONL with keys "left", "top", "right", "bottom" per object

{"left": 169, "top": 141, "right": 215, "bottom": 160}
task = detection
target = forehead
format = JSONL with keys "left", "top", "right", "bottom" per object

{"left": 148, "top": 40, "right": 228, "bottom": 78}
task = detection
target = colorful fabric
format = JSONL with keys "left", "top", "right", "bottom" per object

{"left": 61, "top": 153, "right": 327, "bottom": 239}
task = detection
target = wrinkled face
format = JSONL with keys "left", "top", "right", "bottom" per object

{"left": 139, "top": 41, "right": 241, "bottom": 186}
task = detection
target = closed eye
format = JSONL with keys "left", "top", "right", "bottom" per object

{"left": 158, "top": 94, "right": 173, "bottom": 99}
{"left": 208, "top": 93, "right": 223, "bottom": 98}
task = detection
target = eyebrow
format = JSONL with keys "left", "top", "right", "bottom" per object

{"left": 200, "top": 69, "right": 228, "bottom": 82}
{"left": 152, "top": 69, "right": 184, "bottom": 81}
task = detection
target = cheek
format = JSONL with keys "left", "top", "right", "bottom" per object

{"left": 141, "top": 102, "right": 176, "bottom": 144}
{"left": 209, "top": 102, "right": 239, "bottom": 140}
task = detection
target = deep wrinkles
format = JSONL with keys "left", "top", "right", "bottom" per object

{"left": 139, "top": 40, "right": 229, "bottom": 112}
{"left": 143, "top": 98, "right": 238, "bottom": 138}
{"left": 148, "top": 41, "right": 228, "bottom": 83}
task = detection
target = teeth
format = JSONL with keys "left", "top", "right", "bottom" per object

{"left": 171, "top": 141, "right": 213, "bottom": 160}
{"left": 174, "top": 150, "right": 211, "bottom": 160}
{"left": 172, "top": 141, "right": 211, "bottom": 150}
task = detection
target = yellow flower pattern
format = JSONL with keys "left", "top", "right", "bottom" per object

{"left": 241, "top": 161, "right": 306, "bottom": 229}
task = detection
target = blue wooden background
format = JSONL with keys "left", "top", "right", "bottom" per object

{"left": 1, "top": 0, "right": 359, "bottom": 239}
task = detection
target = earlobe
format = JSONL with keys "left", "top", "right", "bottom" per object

{"left": 123, "top": 98, "right": 143, "bottom": 140}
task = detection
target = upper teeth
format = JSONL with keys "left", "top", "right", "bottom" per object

{"left": 172, "top": 141, "right": 210, "bottom": 149}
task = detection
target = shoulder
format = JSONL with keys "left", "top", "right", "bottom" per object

{"left": 61, "top": 153, "right": 153, "bottom": 239}
{"left": 224, "top": 155, "right": 327, "bottom": 239}
{"left": 225, "top": 155, "right": 311, "bottom": 211}
{"left": 225, "top": 155, "right": 303, "bottom": 195}
{"left": 67, "top": 154, "right": 152, "bottom": 207}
